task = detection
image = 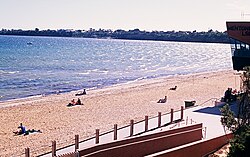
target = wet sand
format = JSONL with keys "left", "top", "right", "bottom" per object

{"left": 0, "top": 70, "right": 241, "bottom": 156}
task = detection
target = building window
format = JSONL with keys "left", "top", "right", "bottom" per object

{"left": 236, "top": 43, "right": 241, "bottom": 50}
{"left": 246, "top": 44, "right": 249, "bottom": 50}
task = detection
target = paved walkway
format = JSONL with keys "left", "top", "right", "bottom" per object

{"left": 40, "top": 102, "right": 236, "bottom": 157}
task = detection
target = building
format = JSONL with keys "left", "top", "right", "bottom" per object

{"left": 226, "top": 21, "right": 250, "bottom": 71}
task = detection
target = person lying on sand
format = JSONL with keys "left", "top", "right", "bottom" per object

{"left": 157, "top": 96, "right": 167, "bottom": 103}
{"left": 23, "top": 129, "right": 42, "bottom": 136}
{"left": 75, "top": 89, "right": 87, "bottom": 96}
{"left": 13, "top": 123, "right": 42, "bottom": 136}
{"left": 67, "top": 99, "right": 76, "bottom": 106}
{"left": 169, "top": 86, "right": 177, "bottom": 90}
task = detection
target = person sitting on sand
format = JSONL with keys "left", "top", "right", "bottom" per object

{"left": 157, "top": 96, "right": 167, "bottom": 103}
{"left": 75, "top": 98, "right": 83, "bottom": 105}
{"left": 83, "top": 89, "right": 86, "bottom": 95}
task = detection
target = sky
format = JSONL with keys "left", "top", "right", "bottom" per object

{"left": 1, "top": 0, "right": 250, "bottom": 32}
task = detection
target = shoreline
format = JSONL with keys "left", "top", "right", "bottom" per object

{"left": 0, "top": 68, "right": 233, "bottom": 107}
{"left": 0, "top": 69, "right": 241, "bottom": 156}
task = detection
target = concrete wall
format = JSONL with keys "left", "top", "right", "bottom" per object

{"left": 79, "top": 124, "right": 203, "bottom": 157}
{"left": 147, "top": 133, "right": 233, "bottom": 157}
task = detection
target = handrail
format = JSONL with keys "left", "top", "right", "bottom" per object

{"left": 38, "top": 109, "right": 176, "bottom": 157}
{"left": 199, "top": 98, "right": 219, "bottom": 106}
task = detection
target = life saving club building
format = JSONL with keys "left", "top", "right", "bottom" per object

{"left": 226, "top": 21, "right": 250, "bottom": 71}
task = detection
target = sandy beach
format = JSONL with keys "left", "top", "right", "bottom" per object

{"left": 0, "top": 70, "right": 241, "bottom": 156}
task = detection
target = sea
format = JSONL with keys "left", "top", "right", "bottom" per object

{"left": 0, "top": 35, "right": 232, "bottom": 102}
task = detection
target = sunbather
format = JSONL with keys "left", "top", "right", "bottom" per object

{"left": 13, "top": 123, "right": 42, "bottom": 136}
{"left": 13, "top": 123, "right": 26, "bottom": 135}
{"left": 75, "top": 98, "right": 83, "bottom": 105}
{"left": 24, "top": 129, "right": 42, "bottom": 135}
{"left": 75, "top": 89, "right": 87, "bottom": 96}
{"left": 157, "top": 96, "right": 167, "bottom": 103}
{"left": 169, "top": 86, "right": 177, "bottom": 90}
{"left": 67, "top": 98, "right": 83, "bottom": 106}
{"left": 67, "top": 99, "right": 76, "bottom": 106}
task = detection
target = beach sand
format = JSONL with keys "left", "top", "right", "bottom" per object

{"left": 0, "top": 70, "right": 241, "bottom": 156}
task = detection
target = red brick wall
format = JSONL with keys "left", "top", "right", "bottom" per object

{"left": 148, "top": 133, "right": 233, "bottom": 157}
{"left": 79, "top": 124, "right": 203, "bottom": 157}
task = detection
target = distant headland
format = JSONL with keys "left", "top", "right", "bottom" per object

{"left": 0, "top": 28, "right": 230, "bottom": 44}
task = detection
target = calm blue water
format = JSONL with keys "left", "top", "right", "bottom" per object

{"left": 0, "top": 35, "right": 232, "bottom": 101}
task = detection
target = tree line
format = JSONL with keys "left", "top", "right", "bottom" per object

{"left": 0, "top": 28, "right": 230, "bottom": 43}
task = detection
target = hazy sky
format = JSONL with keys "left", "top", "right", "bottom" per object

{"left": 1, "top": 0, "right": 250, "bottom": 31}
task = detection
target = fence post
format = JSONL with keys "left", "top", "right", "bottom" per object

{"left": 170, "top": 109, "right": 174, "bottom": 123}
{"left": 158, "top": 112, "right": 161, "bottom": 128}
{"left": 75, "top": 134, "right": 79, "bottom": 151}
{"left": 76, "top": 150, "right": 80, "bottom": 157}
{"left": 52, "top": 141, "right": 56, "bottom": 157}
{"left": 181, "top": 106, "right": 184, "bottom": 120}
{"left": 145, "top": 116, "right": 148, "bottom": 132}
{"left": 96, "top": 129, "right": 99, "bottom": 144}
{"left": 25, "top": 147, "right": 30, "bottom": 157}
{"left": 114, "top": 124, "right": 118, "bottom": 140}
{"left": 130, "top": 120, "right": 134, "bottom": 137}
{"left": 204, "top": 127, "right": 207, "bottom": 139}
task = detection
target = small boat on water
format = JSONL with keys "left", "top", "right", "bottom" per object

{"left": 27, "top": 42, "right": 33, "bottom": 45}
{"left": 226, "top": 21, "right": 250, "bottom": 71}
